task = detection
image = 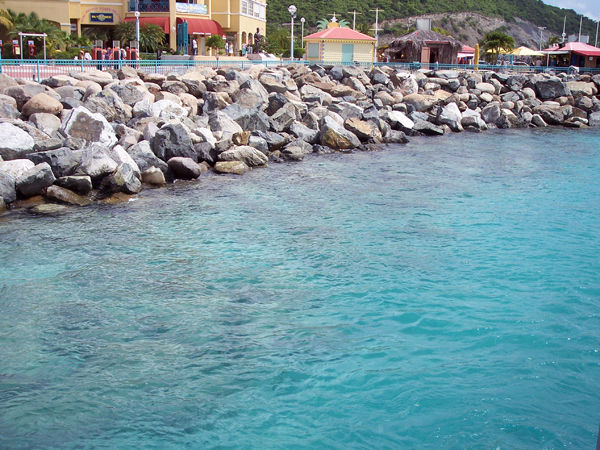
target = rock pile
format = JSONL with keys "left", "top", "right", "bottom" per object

{"left": 0, "top": 65, "right": 599, "bottom": 213}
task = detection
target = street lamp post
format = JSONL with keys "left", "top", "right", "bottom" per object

{"left": 538, "top": 26, "right": 546, "bottom": 51}
{"left": 288, "top": 5, "right": 296, "bottom": 60}
{"left": 301, "top": 17, "right": 305, "bottom": 50}
{"left": 135, "top": 0, "right": 140, "bottom": 44}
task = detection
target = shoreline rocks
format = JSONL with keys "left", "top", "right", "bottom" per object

{"left": 0, "top": 64, "right": 599, "bottom": 215}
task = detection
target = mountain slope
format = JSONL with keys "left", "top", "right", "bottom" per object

{"left": 267, "top": 0, "right": 598, "bottom": 42}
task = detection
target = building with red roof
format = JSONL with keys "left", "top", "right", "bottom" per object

{"left": 542, "top": 41, "right": 600, "bottom": 68}
{"left": 303, "top": 17, "right": 376, "bottom": 64}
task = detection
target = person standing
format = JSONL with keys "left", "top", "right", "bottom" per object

{"left": 224, "top": 41, "right": 229, "bottom": 57}
{"left": 192, "top": 38, "right": 198, "bottom": 56}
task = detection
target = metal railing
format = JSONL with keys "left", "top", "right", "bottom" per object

{"left": 128, "top": 0, "right": 169, "bottom": 12}
{"left": 0, "top": 58, "right": 598, "bottom": 83}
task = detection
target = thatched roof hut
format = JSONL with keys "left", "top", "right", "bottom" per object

{"left": 387, "top": 30, "right": 463, "bottom": 64}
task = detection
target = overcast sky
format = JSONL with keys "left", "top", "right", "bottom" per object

{"left": 543, "top": 0, "right": 600, "bottom": 21}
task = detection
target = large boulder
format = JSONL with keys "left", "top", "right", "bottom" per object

{"left": 269, "top": 102, "right": 297, "bottom": 132}
{"left": 436, "top": 102, "right": 463, "bottom": 132}
{"left": 344, "top": 118, "right": 383, "bottom": 142}
{"left": 589, "top": 111, "right": 600, "bottom": 127}
{"left": 481, "top": 103, "right": 502, "bottom": 124}
{"left": 141, "top": 167, "right": 166, "bottom": 186}
{"left": 214, "top": 160, "right": 249, "bottom": 175}
{"left": 0, "top": 123, "right": 35, "bottom": 160}
{"left": 403, "top": 93, "right": 437, "bottom": 112}
{"left": 151, "top": 99, "right": 188, "bottom": 121}
{"left": 109, "top": 84, "right": 144, "bottom": 107}
{"left": 79, "top": 144, "right": 118, "bottom": 178}
{"left": 532, "top": 105, "right": 566, "bottom": 125}
{"left": 208, "top": 111, "right": 243, "bottom": 139}
{"left": 534, "top": 76, "right": 570, "bottom": 99}
{"left": 3, "top": 84, "right": 46, "bottom": 110}
{"left": 167, "top": 157, "right": 202, "bottom": 179}
{"left": 218, "top": 146, "right": 268, "bottom": 167}
{"left": 0, "top": 172, "right": 16, "bottom": 203}
{"left": 152, "top": 123, "right": 196, "bottom": 162}
{"left": 15, "top": 162, "right": 56, "bottom": 197}
{"left": 101, "top": 163, "right": 142, "bottom": 194}
{"left": 289, "top": 121, "right": 319, "bottom": 144}
{"left": 22, "top": 93, "right": 63, "bottom": 117}
{"left": 55, "top": 175, "right": 93, "bottom": 195}
{"left": 45, "top": 185, "right": 91, "bottom": 206}
{"left": 29, "top": 113, "right": 62, "bottom": 136}
{"left": 108, "top": 145, "right": 140, "bottom": 178}
{"left": 127, "top": 141, "right": 169, "bottom": 173}
{"left": 320, "top": 116, "right": 361, "bottom": 149}
{"left": 69, "top": 69, "right": 114, "bottom": 87}
{"left": 0, "top": 159, "right": 35, "bottom": 180}
{"left": 232, "top": 79, "right": 269, "bottom": 109}
{"left": 413, "top": 120, "right": 445, "bottom": 136}
{"left": 222, "top": 104, "right": 270, "bottom": 131}
{"left": 26, "top": 147, "right": 80, "bottom": 178}
{"left": 386, "top": 110, "right": 415, "bottom": 131}
{"left": 84, "top": 90, "right": 131, "bottom": 123}
{"left": 60, "top": 106, "right": 118, "bottom": 148}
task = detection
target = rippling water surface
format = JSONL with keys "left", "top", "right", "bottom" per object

{"left": 1, "top": 128, "right": 599, "bottom": 449}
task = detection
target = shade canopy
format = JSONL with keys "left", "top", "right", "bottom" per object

{"left": 542, "top": 42, "right": 600, "bottom": 57}
{"left": 510, "top": 46, "right": 544, "bottom": 56}
{"left": 176, "top": 18, "right": 223, "bottom": 36}
{"left": 124, "top": 16, "right": 170, "bottom": 33}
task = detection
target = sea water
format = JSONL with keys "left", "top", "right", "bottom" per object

{"left": 0, "top": 128, "right": 599, "bottom": 449}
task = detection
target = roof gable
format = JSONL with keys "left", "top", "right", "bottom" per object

{"left": 304, "top": 27, "right": 376, "bottom": 41}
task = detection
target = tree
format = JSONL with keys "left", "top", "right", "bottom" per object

{"left": 356, "top": 23, "right": 373, "bottom": 36}
{"left": 205, "top": 34, "right": 224, "bottom": 55}
{"left": 265, "top": 27, "right": 289, "bottom": 56}
{"left": 8, "top": 11, "right": 65, "bottom": 57}
{"left": 480, "top": 30, "right": 514, "bottom": 63}
{"left": 547, "top": 35, "right": 561, "bottom": 46}
{"left": 0, "top": 8, "right": 13, "bottom": 31}
{"left": 112, "top": 21, "right": 164, "bottom": 52}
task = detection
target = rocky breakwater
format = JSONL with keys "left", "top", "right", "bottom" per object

{"left": 0, "top": 64, "right": 598, "bottom": 214}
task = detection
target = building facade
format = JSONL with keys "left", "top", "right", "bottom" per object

{"left": 303, "top": 19, "right": 376, "bottom": 64}
{"left": 3, "top": 0, "right": 266, "bottom": 56}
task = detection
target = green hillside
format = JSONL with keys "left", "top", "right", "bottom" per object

{"left": 266, "top": 0, "right": 598, "bottom": 39}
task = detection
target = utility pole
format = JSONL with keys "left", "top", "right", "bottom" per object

{"left": 370, "top": 7, "right": 383, "bottom": 63}
{"left": 347, "top": 10, "right": 362, "bottom": 30}
{"left": 595, "top": 15, "right": 599, "bottom": 47}
{"left": 538, "top": 26, "right": 546, "bottom": 51}
{"left": 578, "top": 15, "right": 582, "bottom": 42}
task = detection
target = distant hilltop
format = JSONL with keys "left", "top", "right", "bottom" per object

{"left": 267, "top": 0, "right": 598, "bottom": 43}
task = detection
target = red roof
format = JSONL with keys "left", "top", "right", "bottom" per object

{"left": 543, "top": 42, "right": 600, "bottom": 56}
{"left": 461, "top": 45, "right": 475, "bottom": 53}
{"left": 124, "top": 16, "right": 170, "bottom": 33}
{"left": 304, "top": 27, "right": 376, "bottom": 41}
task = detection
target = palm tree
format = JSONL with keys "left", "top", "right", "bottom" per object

{"left": 8, "top": 11, "right": 66, "bottom": 57}
{"left": 480, "top": 31, "right": 514, "bottom": 64}
{"left": 356, "top": 23, "right": 373, "bottom": 36}
{"left": 316, "top": 18, "right": 329, "bottom": 31}
{"left": 547, "top": 35, "right": 561, "bottom": 47}
{"left": 0, "top": 9, "right": 13, "bottom": 31}
{"left": 139, "top": 23, "right": 165, "bottom": 53}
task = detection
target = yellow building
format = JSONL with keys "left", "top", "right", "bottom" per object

{"left": 3, "top": 0, "right": 266, "bottom": 56}
{"left": 304, "top": 18, "right": 376, "bottom": 64}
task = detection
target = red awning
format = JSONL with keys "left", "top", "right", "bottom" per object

{"left": 573, "top": 48, "right": 600, "bottom": 57}
{"left": 176, "top": 17, "right": 223, "bottom": 36}
{"left": 124, "top": 16, "right": 170, "bottom": 33}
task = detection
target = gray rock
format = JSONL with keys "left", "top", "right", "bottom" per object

{"left": 29, "top": 113, "right": 62, "bottom": 136}
{"left": 329, "top": 102, "right": 363, "bottom": 121}
{"left": 588, "top": 111, "right": 600, "bottom": 127}
{"left": 55, "top": 175, "right": 93, "bottom": 194}
{"left": 208, "top": 111, "right": 243, "bottom": 139}
{"left": 0, "top": 172, "right": 16, "bottom": 203}
{"left": 109, "top": 84, "right": 144, "bottom": 107}
{"left": 383, "top": 130, "right": 409, "bottom": 144}
{"left": 108, "top": 145, "right": 141, "bottom": 178}
{"left": 60, "top": 106, "right": 118, "bottom": 148}
{"left": 4, "top": 84, "right": 46, "bottom": 109}
{"left": 0, "top": 159, "right": 35, "bottom": 180}
{"left": 101, "top": 163, "right": 142, "bottom": 194}
{"left": 436, "top": 103, "right": 463, "bottom": 132}
{"left": 194, "top": 142, "right": 218, "bottom": 165}
{"left": 344, "top": 117, "right": 383, "bottom": 142}
{"left": 461, "top": 115, "right": 488, "bottom": 131}
{"left": 117, "top": 65, "right": 140, "bottom": 80}
{"left": 141, "top": 167, "right": 166, "bottom": 186}
{"left": 385, "top": 110, "right": 415, "bottom": 131}
{"left": 167, "top": 157, "right": 202, "bottom": 179}
{"left": 16, "top": 162, "right": 56, "bottom": 197}
{"left": 151, "top": 99, "right": 188, "bottom": 121}
{"left": 280, "top": 146, "right": 305, "bottom": 161}
{"left": 161, "top": 80, "right": 189, "bottom": 95}
{"left": 534, "top": 76, "right": 570, "bottom": 100}
{"left": 218, "top": 146, "right": 268, "bottom": 167}
{"left": 481, "top": 103, "right": 502, "bottom": 124}
{"left": 0, "top": 123, "right": 35, "bottom": 160}
{"left": 265, "top": 93, "right": 289, "bottom": 116}
{"left": 79, "top": 144, "right": 118, "bottom": 178}
{"left": 531, "top": 114, "right": 548, "bottom": 127}
{"left": 413, "top": 120, "right": 445, "bottom": 136}
{"left": 269, "top": 102, "right": 297, "bottom": 132}
{"left": 84, "top": 90, "right": 131, "bottom": 123}
{"left": 0, "top": 101, "right": 20, "bottom": 119}
{"left": 289, "top": 121, "right": 319, "bottom": 144}
{"left": 259, "top": 75, "right": 288, "bottom": 93}
{"left": 320, "top": 115, "right": 361, "bottom": 149}
{"left": 45, "top": 185, "right": 91, "bottom": 206}
{"left": 203, "top": 92, "right": 231, "bottom": 114}
{"left": 532, "top": 105, "right": 565, "bottom": 125}
{"left": 222, "top": 103, "right": 270, "bottom": 131}
{"left": 60, "top": 97, "right": 84, "bottom": 110}
{"left": 153, "top": 123, "right": 196, "bottom": 162}
{"left": 54, "top": 85, "right": 86, "bottom": 101}
{"left": 26, "top": 147, "right": 80, "bottom": 178}
{"left": 127, "top": 140, "right": 169, "bottom": 173}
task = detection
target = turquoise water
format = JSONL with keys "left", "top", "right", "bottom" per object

{"left": 1, "top": 128, "right": 599, "bottom": 449}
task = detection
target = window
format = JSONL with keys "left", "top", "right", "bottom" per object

{"left": 241, "top": 0, "right": 247, "bottom": 14}
{"left": 308, "top": 43, "right": 319, "bottom": 58}
{"left": 247, "top": 1, "right": 253, "bottom": 16}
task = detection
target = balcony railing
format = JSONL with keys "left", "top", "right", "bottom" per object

{"left": 128, "top": 0, "right": 169, "bottom": 12}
